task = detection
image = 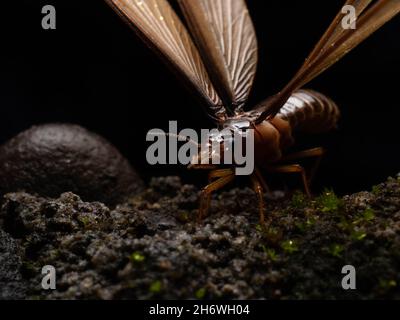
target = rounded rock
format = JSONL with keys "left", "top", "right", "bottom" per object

{"left": 0, "top": 124, "right": 143, "bottom": 206}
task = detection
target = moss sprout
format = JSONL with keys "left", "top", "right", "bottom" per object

{"left": 291, "top": 191, "right": 306, "bottom": 209}
{"left": 372, "top": 185, "right": 381, "bottom": 195}
{"left": 317, "top": 189, "right": 343, "bottom": 213}
{"left": 260, "top": 244, "right": 278, "bottom": 262}
{"left": 281, "top": 240, "right": 299, "bottom": 254}
{"left": 265, "top": 227, "right": 283, "bottom": 244}
{"left": 296, "top": 217, "right": 317, "bottom": 232}
{"left": 328, "top": 244, "right": 344, "bottom": 258}
{"left": 257, "top": 224, "right": 283, "bottom": 244}
{"left": 195, "top": 288, "right": 207, "bottom": 299}
{"left": 351, "top": 230, "right": 367, "bottom": 241}
{"left": 149, "top": 280, "right": 163, "bottom": 293}
{"left": 379, "top": 279, "right": 397, "bottom": 289}
{"left": 129, "top": 251, "right": 145, "bottom": 263}
{"left": 352, "top": 208, "right": 375, "bottom": 226}
{"left": 362, "top": 208, "right": 375, "bottom": 221}
{"left": 338, "top": 216, "right": 352, "bottom": 231}
{"left": 306, "top": 217, "right": 317, "bottom": 226}
{"left": 78, "top": 216, "right": 90, "bottom": 228}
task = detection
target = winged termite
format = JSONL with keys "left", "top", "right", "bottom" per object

{"left": 105, "top": 0, "right": 400, "bottom": 225}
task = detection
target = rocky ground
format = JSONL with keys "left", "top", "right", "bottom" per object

{"left": 0, "top": 175, "right": 400, "bottom": 300}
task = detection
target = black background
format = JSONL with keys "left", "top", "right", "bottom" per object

{"left": 1, "top": 0, "right": 399, "bottom": 194}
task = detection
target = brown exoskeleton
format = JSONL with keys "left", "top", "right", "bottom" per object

{"left": 105, "top": 0, "right": 400, "bottom": 224}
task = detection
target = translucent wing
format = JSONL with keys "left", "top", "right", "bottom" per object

{"left": 300, "top": 0, "right": 373, "bottom": 72}
{"left": 105, "top": 0, "right": 227, "bottom": 122}
{"left": 256, "top": 0, "right": 400, "bottom": 122}
{"left": 302, "top": 0, "right": 400, "bottom": 86}
{"left": 178, "top": 0, "right": 258, "bottom": 113}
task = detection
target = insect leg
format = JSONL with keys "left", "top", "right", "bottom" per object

{"left": 208, "top": 168, "right": 235, "bottom": 182}
{"left": 280, "top": 147, "right": 325, "bottom": 184}
{"left": 250, "top": 174, "right": 266, "bottom": 226}
{"left": 198, "top": 174, "right": 235, "bottom": 222}
{"left": 254, "top": 167, "right": 271, "bottom": 194}
{"left": 266, "top": 164, "right": 311, "bottom": 197}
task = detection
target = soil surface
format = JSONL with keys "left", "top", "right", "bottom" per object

{"left": 1, "top": 175, "right": 400, "bottom": 300}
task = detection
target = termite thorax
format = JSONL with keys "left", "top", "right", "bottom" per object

{"left": 211, "top": 116, "right": 295, "bottom": 166}
{"left": 253, "top": 117, "right": 295, "bottom": 165}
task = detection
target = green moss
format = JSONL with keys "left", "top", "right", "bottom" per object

{"left": 338, "top": 216, "right": 352, "bottom": 231}
{"left": 291, "top": 191, "right": 306, "bottom": 209}
{"left": 317, "top": 189, "right": 342, "bottom": 213}
{"left": 48, "top": 250, "right": 60, "bottom": 261}
{"left": 195, "top": 288, "right": 207, "bottom": 299}
{"left": 328, "top": 244, "right": 344, "bottom": 258}
{"left": 379, "top": 279, "right": 397, "bottom": 289}
{"left": 149, "top": 280, "right": 163, "bottom": 293}
{"left": 306, "top": 217, "right": 317, "bottom": 227}
{"left": 260, "top": 244, "right": 278, "bottom": 262}
{"left": 265, "top": 227, "right": 283, "bottom": 244}
{"left": 351, "top": 230, "right": 367, "bottom": 241}
{"left": 78, "top": 216, "right": 90, "bottom": 227}
{"left": 372, "top": 185, "right": 381, "bottom": 195}
{"left": 257, "top": 224, "right": 283, "bottom": 244}
{"left": 281, "top": 240, "right": 299, "bottom": 254}
{"left": 352, "top": 208, "right": 375, "bottom": 226}
{"left": 296, "top": 217, "right": 317, "bottom": 232}
{"left": 362, "top": 208, "right": 375, "bottom": 221}
{"left": 129, "top": 252, "right": 145, "bottom": 263}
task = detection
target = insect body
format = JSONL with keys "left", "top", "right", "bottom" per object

{"left": 252, "top": 89, "right": 340, "bottom": 164}
{"left": 105, "top": 0, "right": 400, "bottom": 224}
{"left": 277, "top": 90, "right": 340, "bottom": 135}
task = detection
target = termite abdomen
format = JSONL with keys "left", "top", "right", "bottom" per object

{"left": 277, "top": 89, "right": 340, "bottom": 134}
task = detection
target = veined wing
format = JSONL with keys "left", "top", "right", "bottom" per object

{"left": 178, "top": 0, "right": 258, "bottom": 113}
{"left": 105, "top": 0, "right": 227, "bottom": 122}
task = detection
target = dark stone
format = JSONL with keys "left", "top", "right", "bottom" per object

{"left": 0, "top": 124, "right": 143, "bottom": 206}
